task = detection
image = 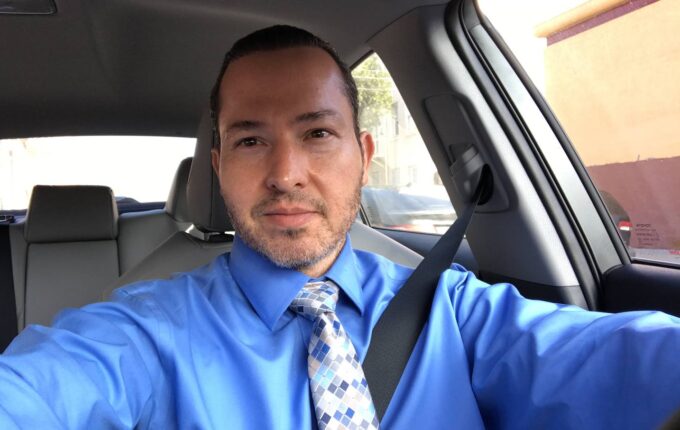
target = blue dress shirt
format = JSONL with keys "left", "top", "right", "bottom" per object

{"left": 1, "top": 235, "right": 679, "bottom": 429}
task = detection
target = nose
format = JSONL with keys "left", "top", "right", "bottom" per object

{"left": 265, "top": 137, "right": 308, "bottom": 193}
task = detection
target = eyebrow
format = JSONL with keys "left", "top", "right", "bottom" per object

{"left": 223, "top": 109, "right": 341, "bottom": 137}
{"left": 293, "top": 109, "right": 341, "bottom": 124}
{"left": 224, "top": 119, "right": 263, "bottom": 136}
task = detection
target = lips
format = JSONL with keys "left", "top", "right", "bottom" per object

{"left": 261, "top": 206, "right": 318, "bottom": 229}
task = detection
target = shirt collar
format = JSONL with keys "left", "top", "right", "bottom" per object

{"left": 228, "top": 234, "right": 364, "bottom": 331}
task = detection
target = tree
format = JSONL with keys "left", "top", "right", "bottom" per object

{"left": 353, "top": 55, "right": 394, "bottom": 133}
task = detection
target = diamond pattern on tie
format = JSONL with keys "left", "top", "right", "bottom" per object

{"left": 290, "top": 281, "right": 380, "bottom": 430}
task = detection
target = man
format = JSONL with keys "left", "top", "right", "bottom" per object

{"left": 1, "top": 25, "right": 679, "bottom": 429}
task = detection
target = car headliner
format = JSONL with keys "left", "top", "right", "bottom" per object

{"left": 0, "top": 0, "right": 446, "bottom": 140}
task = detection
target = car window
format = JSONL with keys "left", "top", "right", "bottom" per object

{"left": 479, "top": 0, "right": 680, "bottom": 266}
{"left": 0, "top": 136, "right": 194, "bottom": 211}
{"left": 353, "top": 53, "right": 456, "bottom": 234}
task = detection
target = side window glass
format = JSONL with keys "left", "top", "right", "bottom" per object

{"left": 480, "top": 0, "right": 680, "bottom": 265}
{"left": 353, "top": 53, "right": 456, "bottom": 234}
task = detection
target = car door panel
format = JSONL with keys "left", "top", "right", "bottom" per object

{"left": 602, "top": 264, "right": 680, "bottom": 318}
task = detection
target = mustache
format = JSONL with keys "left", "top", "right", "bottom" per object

{"left": 251, "top": 191, "right": 328, "bottom": 217}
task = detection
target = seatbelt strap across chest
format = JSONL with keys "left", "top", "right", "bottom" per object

{"left": 363, "top": 165, "right": 492, "bottom": 420}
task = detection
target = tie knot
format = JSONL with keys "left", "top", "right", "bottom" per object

{"left": 290, "top": 281, "right": 339, "bottom": 320}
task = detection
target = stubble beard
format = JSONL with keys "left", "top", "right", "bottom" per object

{"left": 224, "top": 177, "right": 362, "bottom": 272}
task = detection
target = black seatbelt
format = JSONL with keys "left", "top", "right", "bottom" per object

{"left": 0, "top": 219, "right": 18, "bottom": 352}
{"left": 363, "top": 165, "right": 493, "bottom": 420}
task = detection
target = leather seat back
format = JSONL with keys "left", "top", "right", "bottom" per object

{"left": 117, "top": 157, "right": 193, "bottom": 273}
{"left": 24, "top": 185, "right": 119, "bottom": 326}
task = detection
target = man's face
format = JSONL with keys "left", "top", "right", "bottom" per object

{"left": 211, "top": 47, "right": 374, "bottom": 277}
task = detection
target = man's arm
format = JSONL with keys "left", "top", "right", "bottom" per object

{"left": 446, "top": 267, "right": 680, "bottom": 429}
{"left": 0, "top": 293, "right": 165, "bottom": 429}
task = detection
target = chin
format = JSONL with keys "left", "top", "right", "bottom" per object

{"left": 258, "top": 230, "right": 344, "bottom": 271}
{"left": 232, "top": 209, "right": 353, "bottom": 271}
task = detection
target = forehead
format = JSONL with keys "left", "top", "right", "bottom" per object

{"left": 217, "top": 47, "right": 351, "bottom": 122}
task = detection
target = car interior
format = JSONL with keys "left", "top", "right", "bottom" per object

{"left": 1, "top": 0, "right": 679, "bottom": 370}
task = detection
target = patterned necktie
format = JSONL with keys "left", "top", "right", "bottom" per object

{"left": 290, "top": 281, "right": 380, "bottom": 430}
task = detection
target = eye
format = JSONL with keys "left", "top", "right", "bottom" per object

{"left": 308, "top": 129, "right": 331, "bottom": 139}
{"left": 236, "top": 137, "right": 259, "bottom": 148}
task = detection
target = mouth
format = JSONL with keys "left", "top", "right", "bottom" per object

{"left": 260, "top": 206, "right": 319, "bottom": 229}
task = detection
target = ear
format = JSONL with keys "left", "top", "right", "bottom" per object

{"left": 210, "top": 147, "right": 221, "bottom": 177}
{"left": 358, "top": 131, "right": 375, "bottom": 186}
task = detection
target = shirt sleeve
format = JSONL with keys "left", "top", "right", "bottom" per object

{"left": 446, "top": 267, "right": 680, "bottom": 430}
{"left": 0, "top": 291, "right": 167, "bottom": 429}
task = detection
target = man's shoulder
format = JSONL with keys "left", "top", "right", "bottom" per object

{"left": 111, "top": 253, "right": 232, "bottom": 305}
{"left": 351, "top": 248, "right": 415, "bottom": 281}
{"left": 351, "top": 247, "right": 479, "bottom": 284}
{"left": 348, "top": 247, "right": 487, "bottom": 296}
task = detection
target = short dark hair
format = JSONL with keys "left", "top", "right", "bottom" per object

{"left": 209, "top": 25, "right": 360, "bottom": 146}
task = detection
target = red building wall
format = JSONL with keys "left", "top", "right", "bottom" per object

{"left": 588, "top": 156, "right": 680, "bottom": 250}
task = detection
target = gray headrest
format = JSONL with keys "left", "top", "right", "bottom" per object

{"left": 186, "top": 110, "right": 233, "bottom": 232}
{"left": 25, "top": 185, "right": 118, "bottom": 243}
{"left": 165, "top": 157, "right": 192, "bottom": 223}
